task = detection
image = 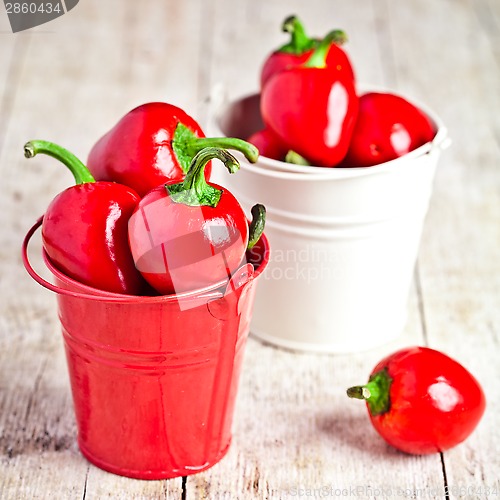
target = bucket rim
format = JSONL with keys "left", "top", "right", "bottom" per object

{"left": 22, "top": 216, "right": 270, "bottom": 304}
{"left": 213, "top": 89, "right": 449, "bottom": 181}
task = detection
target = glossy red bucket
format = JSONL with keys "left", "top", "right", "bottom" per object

{"left": 22, "top": 217, "right": 269, "bottom": 479}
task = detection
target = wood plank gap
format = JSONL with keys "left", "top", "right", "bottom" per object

{"left": 81, "top": 466, "right": 89, "bottom": 500}
{"left": 440, "top": 453, "right": 450, "bottom": 500}
{"left": 181, "top": 475, "right": 187, "bottom": 500}
{"left": 0, "top": 34, "right": 30, "bottom": 158}
{"left": 414, "top": 262, "right": 429, "bottom": 346}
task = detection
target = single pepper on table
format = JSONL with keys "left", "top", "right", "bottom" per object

{"left": 87, "top": 102, "right": 259, "bottom": 196}
{"left": 128, "top": 147, "right": 266, "bottom": 295}
{"left": 24, "top": 140, "right": 148, "bottom": 295}
{"left": 347, "top": 346, "right": 486, "bottom": 454}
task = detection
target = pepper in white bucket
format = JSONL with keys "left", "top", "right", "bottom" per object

{"left": 211, "top": 91, "right": 449, "bottom": 353}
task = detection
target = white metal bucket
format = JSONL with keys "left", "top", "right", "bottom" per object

{"left": 210, "top": 90, "right": 449, "bottom": 353}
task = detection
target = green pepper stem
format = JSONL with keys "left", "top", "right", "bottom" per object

{"left": 279, "top": 15, "right": 316, "bottom": 54}
{"left": 285, "top": 150, "right": 311, "bottom": 166}
{"left": 346, "top": 386, "right": 372, "bottom": 400}
{"left": 304, "top": 29, "right": 348, "bottom": 68}
{"left": 346, "top": 368, "right": 393, "bottom": 416}
{"left": 186, "top": 136, "right": 259, "bottom": 164}
{"left": 167, "top": 147, "right": 239, "bottom": 208}
{"left": 172, "top": 122, "right": 259, "bottom": 175}
{"left": 328, "top": 29, "right": 348, "bottom": 45}
{"left": 247, "top": 204, "right": 266, "bottom": 250}
{"left": 24, "top": 140, "right": 95, "bottom": 185}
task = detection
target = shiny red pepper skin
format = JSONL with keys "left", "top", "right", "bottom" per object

{"left": 25, "top": 140, "right": 148, "bottom": 295}
{"left": 341, "top": 92, "right": 436, "bottom": 167}
{"left": 87, "top": 102, "right": 209, "bottom": 197}
{"left": 87, "top": 103, "right": 259, "bottom": 197}
{"left": 260, "top": 15, "right": 354, "bottom": 88}
{"left": 348, "top": 346, "right": 486, "bottom": 455}
{"left": 261, "top": 35, "right": 359, "bottom": 167}
{"left": 128, "top": 148, "right": 266, "bottom": 295}
{"left": 247, "top": 128, "right": 289, "bottom": 161}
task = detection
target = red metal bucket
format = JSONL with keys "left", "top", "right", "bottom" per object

{"left": 22, "top": 217, "right": 269, "bottom": 479}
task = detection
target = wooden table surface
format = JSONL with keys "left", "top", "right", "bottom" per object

{"left": 1, "top": 0, "right": 499, "bottom": 498}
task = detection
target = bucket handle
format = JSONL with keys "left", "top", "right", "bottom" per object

{"left": 22, "top": 217, "right": 254, "bottom": 304}
{"left": 22, "top": 216, "right": 72, "bottom": 297}
{"left": 22, "top": 216, "right": 165, "bottom": 302}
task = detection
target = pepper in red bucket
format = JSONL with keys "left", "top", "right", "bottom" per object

{"left": 260, "top": 15, "right": 354, "bottom": 88}
{"left": 87, "top": 102, "right": 259, "bottom": 196}
{"left": 128, "top": 147, "right": 266, "bottom": 295}
{"left": 347, "top": 346, "right": 486, "bottom": 454}
{"left": 260, "top": 30, "right": 359, "bottom": 167}
{"left": 24, "top": 140, "right": 148, "bottom": 295}
{"left": 341, "top": 92, "right": 437, "bottom": 167}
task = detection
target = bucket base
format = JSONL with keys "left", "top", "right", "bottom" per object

{"left": 78, "top": 438, "right": 231, "bottom": 480}
{"left": 249, "top": 318, "right": 406, "bottom": 355}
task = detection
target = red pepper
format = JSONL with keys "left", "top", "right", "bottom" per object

{"left": 24, "top": 140, "right": 148, "bottom": 295}
{"left": 128, "top": 147, "right": 266, "bottom": 295}
{"left": 347, "top": 346, "right": 486, "bottom": 454}
{"left": 247, "top": 127, "right": 289, "bottom": 161}
{"left": 260, "top": 31, "right": 359, "bottom": 167}
{"left": 87, "top": 102, "right": 259, "bottom": 197}
{"left": 260, "top": 15, "right": 354, "bottom": 88}
{"left": 341, "top": 92, "right": 436, "bottom": 167}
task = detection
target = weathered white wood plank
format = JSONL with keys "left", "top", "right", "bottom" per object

{"left": 387, "top": 0, "right": 500, "bottom": 495}
{"left": 0, "top": 293, "right": 88, "bottom": 498}
{"left": 473, "top": 0, "right": 500, "bottom": 74}
{"left": 83, "top": 466, "right": 182, "bottom": 500}
{"left": 0, "top": 27, "right": 26, "bottom": 157}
